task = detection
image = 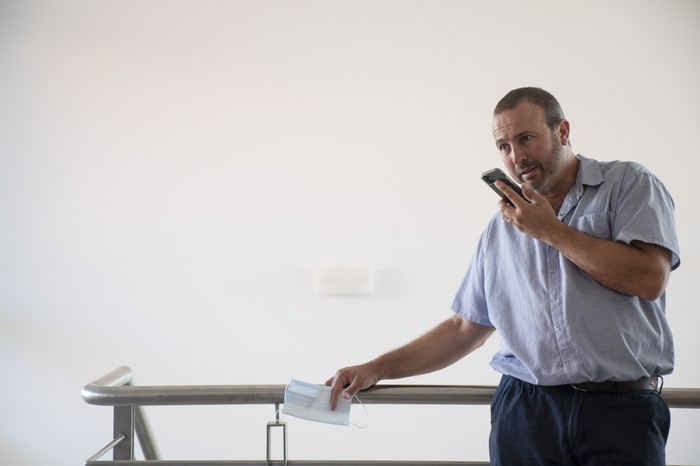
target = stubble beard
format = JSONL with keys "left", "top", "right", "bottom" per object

{"left": 517, "top": 134, "right": 568, "bottom": 195}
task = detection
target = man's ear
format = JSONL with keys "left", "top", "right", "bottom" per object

{"left": 557, "top": 119, "right": 571, "bottom": 146}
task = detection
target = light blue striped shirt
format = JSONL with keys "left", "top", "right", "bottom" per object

{"left": 452, "top": 155, "right": 680, "bottom": 385}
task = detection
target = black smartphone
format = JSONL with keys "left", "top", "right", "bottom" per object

{"left": 481, "top": 168, "right": 527, "bottom": 207}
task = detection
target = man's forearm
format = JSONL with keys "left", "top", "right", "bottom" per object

{"left": 543, "top": 222, "right": 671, "bottom": 300}
{"left": 369, "top": 315, "right": 495, "bottom": 381}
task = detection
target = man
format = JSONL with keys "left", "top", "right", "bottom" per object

{"left": 327, "top": 87, "right": 680, "bottom": 465}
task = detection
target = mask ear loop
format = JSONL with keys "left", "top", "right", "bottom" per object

{"left": 350, "top": 394, "right": 370, "bottom": 429}
{"left": 276, "top": 382, "right": 293, "bottom": 422}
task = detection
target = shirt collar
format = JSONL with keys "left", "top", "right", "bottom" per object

{"left": 559, "top": 155, "right": 602, "bottom": 217}
{"left": 576, "top": 154, "right": 604, "bottom": 188}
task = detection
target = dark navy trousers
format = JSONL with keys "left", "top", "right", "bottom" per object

{"left": 489, "top": 375, "right": 671, "bottom": 466}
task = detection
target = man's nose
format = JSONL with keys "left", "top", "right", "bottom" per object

{"left": 510, "top": 146, "right": 526, "bottom": 166}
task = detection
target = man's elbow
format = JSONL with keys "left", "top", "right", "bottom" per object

{"left": 638, "top": 272, "right": 670, "bottom": 301}
{"left": 639, "top": 288, "right": 664, "bottom": 302}
{"left": 631, "top": 242, "right": 673, "bottom": 301}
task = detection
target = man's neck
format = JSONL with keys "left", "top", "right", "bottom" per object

{"left": 544, "top": 153, "right": 579, "bottom": 210}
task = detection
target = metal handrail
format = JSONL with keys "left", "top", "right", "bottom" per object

{"left": 81, "top": 365, "right": 700, "bottom": 408}
{"left": 82, "top": 366, "right": 700, "bottom": 465}
{"left": 82, "top": 367, "right": 497, "bottom": 407}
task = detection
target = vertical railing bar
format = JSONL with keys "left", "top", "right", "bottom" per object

{"left": 135, "top": 405, "right": 160, "bottom": 460}
{"left": 267, "top": 403, "right": 287, "bottom": 466}
{"left": 114, "top": 405, "right": 135, "bottom": 460}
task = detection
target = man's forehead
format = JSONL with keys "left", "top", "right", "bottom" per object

{"left": 493, "top": 102, "right": 546, "bottom": 138}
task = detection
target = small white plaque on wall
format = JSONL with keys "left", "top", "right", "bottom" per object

{"left": 316, "top": 266, "right": 374, "bottom": 295}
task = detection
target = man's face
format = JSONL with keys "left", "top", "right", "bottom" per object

{"left": 492, "top": 101, "right": 568, "bottom": 194}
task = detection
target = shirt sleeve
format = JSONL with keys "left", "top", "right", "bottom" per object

{"left": 612, "top": 163, "right": 681, "bottom": 270}
{"left": 451, "top": 227, "right": 495, "bottom": 327}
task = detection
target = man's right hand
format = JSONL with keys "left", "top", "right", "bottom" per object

{"left": 325, "top": 362, "right": 380, "bottom": 410}
{"left": 324, "top": 316, "right": 496, "bottom": 410}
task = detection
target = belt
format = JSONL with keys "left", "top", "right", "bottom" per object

{"left": 569, "top": 376, "right": 659, "bottom": 393}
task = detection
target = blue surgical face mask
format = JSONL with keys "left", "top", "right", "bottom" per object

{"left": 282, "top": 379, "right": 352, "bottom": 426}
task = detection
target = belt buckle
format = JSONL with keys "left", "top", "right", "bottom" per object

{"left": 570, "top": 382, "right": 588, "bottom": 392}
{"left": 570, "top": 381, "right": 604, "bottom": 392}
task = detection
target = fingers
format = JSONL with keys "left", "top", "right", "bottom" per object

{"left": 327, "top": 365, "right": 375, "bottom": 410}
{"left": 327, "top": 369, "right": 353, "bottom": 410}
{"left": 495, "top": 181, "right": 524, "bottom": 208}
{"left": 496, "top": 182, "right": 516, "bottom": 223}
{"left": 340, "top": 378, "right": 361, "bottom": 401}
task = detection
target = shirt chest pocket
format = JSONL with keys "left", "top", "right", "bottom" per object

{"left": 571, "top": 211, "right": 612, "bottom": 240}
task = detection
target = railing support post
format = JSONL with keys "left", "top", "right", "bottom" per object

{"left": 113, "top": 405, "right": 135, "bottom": 460}
{"left": 267, "top": 402, "right": 287, "bottom": 466}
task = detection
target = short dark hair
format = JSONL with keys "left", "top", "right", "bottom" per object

{"left": 494, "top": 87, "right": 566, "bottom": 130}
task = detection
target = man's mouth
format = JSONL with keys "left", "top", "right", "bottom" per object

{"left": 517, "top": 165, "right": 538, "bottom": 180}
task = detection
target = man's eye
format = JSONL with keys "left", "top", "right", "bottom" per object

{"left": 521, "top": 135, "right": 533, "bottom": 142}
{"left": 499, "top": 144, "right": 509, "bottom": 151}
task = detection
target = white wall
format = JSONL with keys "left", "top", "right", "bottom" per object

{"left": 1, "top": 1, "right": 699, "bottom": 464}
